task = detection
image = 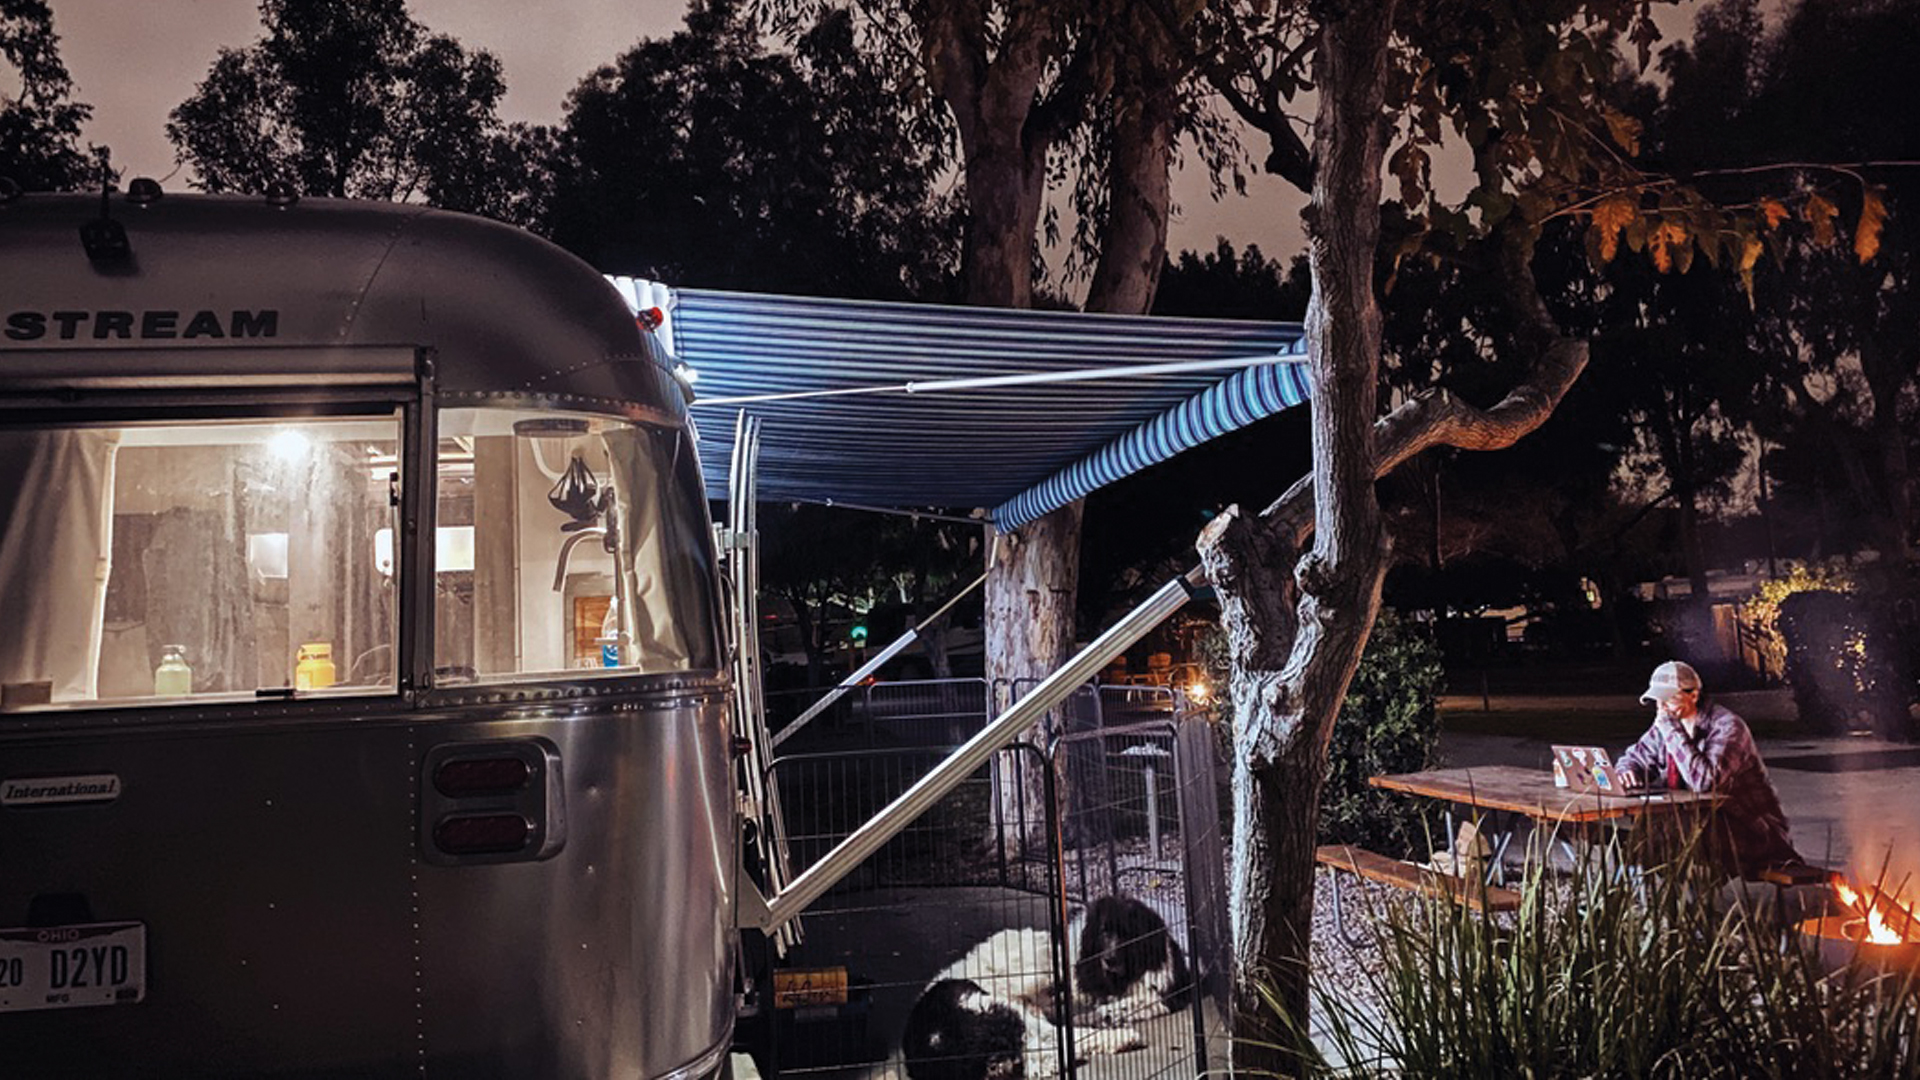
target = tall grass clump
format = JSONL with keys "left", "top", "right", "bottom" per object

{"left": 1273, "top": 826, "right": 1920, "bottom": 1078}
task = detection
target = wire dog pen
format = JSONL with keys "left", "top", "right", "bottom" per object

{"left": 737, "top": 678, "right": 1226, "bottom": 1080}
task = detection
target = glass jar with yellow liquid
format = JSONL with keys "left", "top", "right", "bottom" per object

{"left": 154, "top": 645, "right": 193, "bottom": 696}
{"left": 295, "top": 643, "right": 336, "bottom": 691}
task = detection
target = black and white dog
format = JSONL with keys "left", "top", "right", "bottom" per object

{"left": 1072, "top": 894, "right": 1193, "bottom": 1026}
{"left": 901, "top": 897, "right": 1191, "bottom": 1080}
{"left": 900, "top": 977, "right": 1035, "bottom": 1080}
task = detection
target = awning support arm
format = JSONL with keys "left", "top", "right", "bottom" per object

{"left": 746, "top": 566, "right": 1206, "bottom": 930}
{"left": 772, "top": 570, "right": 990, "bottom": 750}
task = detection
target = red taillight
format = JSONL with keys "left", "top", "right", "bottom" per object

{"left": 434, "top": 756, "right": 531, "bottom": 797}
{"left": 433, "top": 814, "right": 532, "bottom": 855}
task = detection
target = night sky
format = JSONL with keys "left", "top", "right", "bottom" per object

{"left": 49, "top": 0, "right": 1307, "bottom": 262}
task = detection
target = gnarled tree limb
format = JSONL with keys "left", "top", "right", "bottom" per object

{"left": 1258, "top": 235, "right": 1591, "bottom": 550}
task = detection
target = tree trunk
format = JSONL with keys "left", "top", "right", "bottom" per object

{"left": 1206, "top": 4, "right": 1398, "bottom": 1072}
{"left": 1204, "top": 1, "right": 1604, "bottom": 1068}
{"left": 1863, "top": 340, "right": 1915, "bottom": 566}
{"left": 1644, "top": 385, "right": 1714, "bottom": 660}
{"left": 1234, "top": 729, "right": 1333, "bottom": 1065}
{"left": 1863, "top": 347, "right": 1918, "bottom": 740}
{"left": 920, "top": 615, "right": 954, "bottom": 679}
{"left": 1085, "top": 84, "right": 1175, "bottom": 315}
{"left": 919, "top": 0, "right": 1062, "bottom": 310}
{"left": 960, "top": 129, "right": 1050, "bottom": 307}
{"left": 1673, "top": 470, "right": 1717, "bottom": 661}
{"left": 920, "top": 0, "right": 1110, "bottom": 849}
{"left": 984, "top": 503, "right": 1084, "bottom": 848}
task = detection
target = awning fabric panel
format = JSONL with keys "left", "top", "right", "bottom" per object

{"left": 608, "top": 281, "right": 1309, "bottom": 528}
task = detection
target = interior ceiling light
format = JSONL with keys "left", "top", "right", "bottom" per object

{"left": 268, "top": 429, "right": 311, "bottom": 462}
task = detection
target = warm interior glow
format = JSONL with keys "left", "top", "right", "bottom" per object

{"left": 374, "top": 526, "right": 476, "bottom": 577}
{"left": 267, "top": 428, "right": 311, "bottom": 462}
{"left": 1187, "top": 680, "right": 1210, "bottom": 704}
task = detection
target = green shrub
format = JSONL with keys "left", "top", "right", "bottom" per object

{"left": 1317, "top": 611, "right": 1445, "bottom": 858}
{"left": 1777, "top": 588, "right": 1869, "bottom": 734}
{"left": 1199, "top": 609, "right": 1444, "bottom": 859}
{"left": 1741, "top": 562, "right": 1856, "bottom": 677}
{"left": 1776, "top": 586, "right": 1914, "bottom": 739}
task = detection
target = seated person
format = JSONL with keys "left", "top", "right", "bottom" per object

{"left": 1617, "top": 660, "right": 1803, "bottom": 881}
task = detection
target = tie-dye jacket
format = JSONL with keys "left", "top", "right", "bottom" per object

{"left": 1617, "top": 700, "right": 1800, "bottom": 879}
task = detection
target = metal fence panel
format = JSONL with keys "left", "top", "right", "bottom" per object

{"left": 742, "top": 680, "right": 1228, "bottom": 1080}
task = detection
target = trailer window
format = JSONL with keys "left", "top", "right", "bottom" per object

{"left": 433, "top": 408, "right": 717, "bottom": 683}
{"left": 0, "top": 415, "right": 404, "bottom": 711}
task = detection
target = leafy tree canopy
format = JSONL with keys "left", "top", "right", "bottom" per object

{"left": 546, "top": 0, "right": 958, "bottom": 297}
{"left": 1152, "top": 239, "right": 1308, "bottom": 321}
{"left": 1645, "top": 0, "right": 1920, "bottom": 567}
{"left": 167, "top": 0, "right": 549, "bottom": 225}
{"left": 1, "top": 0, "right": 97, "bottom": 191}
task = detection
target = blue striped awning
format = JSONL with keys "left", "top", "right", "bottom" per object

{"left": 608, "top": 280, "right": 1309, "bottom": 530}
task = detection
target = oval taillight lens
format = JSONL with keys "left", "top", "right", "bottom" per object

{"left": 433, "top": 814, "right": 532, "bottom": 855}
{"left": 434, "top": 756, "right": 531, "bottom": 797}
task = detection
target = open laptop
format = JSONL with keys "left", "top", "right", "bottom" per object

{"left": 1551, "top": 744, "right": 1643, "bottom": 795}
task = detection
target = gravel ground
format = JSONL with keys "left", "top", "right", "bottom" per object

{"left": 1050, "top": 833, "right": 1405, "bottom": 1021}
{"left": 1310, "top": 872, "right": 1394, "bottom": 980}
{"left": 1308, "top": 872, "right": 1401, "bottom": 1049}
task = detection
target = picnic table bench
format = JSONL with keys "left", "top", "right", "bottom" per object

{"left": 1316, "top": 842, "right": 1523, "bottom": 945}
{"left": 1316, "top": 844, "right": 1522, "bottom": 912}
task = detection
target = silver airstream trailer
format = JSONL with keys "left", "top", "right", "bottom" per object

{"left": 0, "top": 192, "right": 735, "bottom": 1078}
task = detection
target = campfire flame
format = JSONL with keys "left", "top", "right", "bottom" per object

{"left": 1832, "top": 878, "right": 1919, "bottom": 946}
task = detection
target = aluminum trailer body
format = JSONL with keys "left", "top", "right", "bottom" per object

{"left": 0, "top": 193, "right": 734, "bottom": 1079}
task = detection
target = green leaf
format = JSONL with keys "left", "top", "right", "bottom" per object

{"left": 1468, "top": 187, "right": 1515, "bottom": 227}
{"left": 1602, "top": 108, "right": 1642, "bottom": 156}
{"left": 1697, "top": 231, "right": 1723, "bottom": 270}
{"left": 1515, "top": 189, "right": 1555, "bottom": 225}
{"left": 1430, "top": 205, "right": 1473, "bottom": 244}
{"left": 1389, "top": 142, "right": 1431, "bottom": 208}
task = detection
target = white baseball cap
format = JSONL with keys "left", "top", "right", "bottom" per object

{"left": 1640, "top": 660, "right": 1702, "bottom": 704}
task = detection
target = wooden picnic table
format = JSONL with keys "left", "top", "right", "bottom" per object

{"left": 1368, "top": 764, "right": 1727, "bottom": 885}
{"left": 1370, "top": 764, "right": 1724, "bottom": 823}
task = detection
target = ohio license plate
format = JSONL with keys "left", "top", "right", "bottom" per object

{"left": 0, "top": 922, "right": 145, "bottom": 1013}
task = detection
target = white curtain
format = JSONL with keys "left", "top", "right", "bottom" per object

{"left": 603, "top": 425, "right": 717, "bottom": 672}
{"left": 0, "top": 430, "right": 120, "bottom": 703}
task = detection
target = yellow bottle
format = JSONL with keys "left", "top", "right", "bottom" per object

{"left": 154, "top": 645, "right": 192, "bottom": 696}
{"left": 295, "top": 642, "right": 336, "bottom": 691}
